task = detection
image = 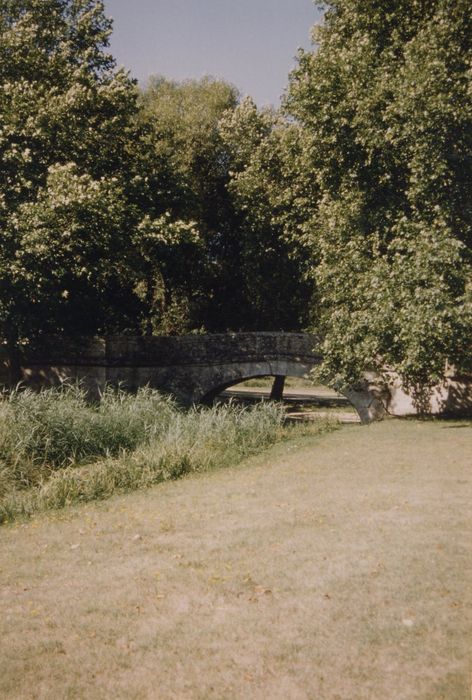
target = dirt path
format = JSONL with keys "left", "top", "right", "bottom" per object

{"left": 1, "top": 420, "right": 471, "bottom": 699}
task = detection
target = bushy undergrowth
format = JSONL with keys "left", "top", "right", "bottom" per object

{"left": 0, "top": 385, "right": 338, "bottom": 524}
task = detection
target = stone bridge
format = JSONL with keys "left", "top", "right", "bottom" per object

{"left": 2, "top": 333, "right": 469, "bottom": 422}
{"left": 0, "top": 333, "right": 388, "bottom": 422}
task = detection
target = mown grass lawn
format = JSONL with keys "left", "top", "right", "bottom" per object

{"left": 1, "top": 419, "right": 471, "bottom": 699}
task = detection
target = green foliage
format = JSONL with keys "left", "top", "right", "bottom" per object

{"left": 132, "top": 213, "right": 202, "bottom": 335}
{"left": 137, "top": 76, "right": 243, "bottom": 332}
{"left": 0, "top": 0, "right": 140, "bottom": 339}
{"left": 8, "top": 163, "right": 131, "bottom": 335}
{"left": 139, "top": 75, "right": 239, "bottom": 189}
{"left": 0, "top": 389, "right": 330, "bottom": 522}
{"left": 137, "top": 77, "right": 316, "bottom": 333}
{"left": 0, "top": 1, "right": 203, "bottom": 341}
{"left": 287, "top": 0, "right": 472, "bottom": 387}
{"left": 219, "top": 98, "right": 317, "bottom": 329}
{"left": 0, "top": 385, "right": 176, "bottom": 490}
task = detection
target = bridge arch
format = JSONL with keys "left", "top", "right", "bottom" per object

{"left": 192, "top": 361, "right": 384, "bottom": 423}
{"left": 197, "top": 359, "right": 313, "bottom": 405}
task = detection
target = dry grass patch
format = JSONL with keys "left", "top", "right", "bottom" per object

{"left": 0, "top": 420, "right": 471, "bottom": 699}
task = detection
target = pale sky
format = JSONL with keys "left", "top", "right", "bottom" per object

{"left": 103, "top": 0, "right": 323, "bottom": 107}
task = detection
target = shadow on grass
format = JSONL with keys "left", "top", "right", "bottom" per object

{"left": 439, "top": 423, "right": 471, "bottom": 429}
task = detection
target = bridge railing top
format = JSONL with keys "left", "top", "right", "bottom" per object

{"left": 11, "top": 333, "right": 322, "bottom": 367}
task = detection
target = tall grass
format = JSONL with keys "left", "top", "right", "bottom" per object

{"left": 0, "top": 385, "right": 176, "bottom": 493}
{"left": 0, "top": 385, "right": 338, "bottom": 524}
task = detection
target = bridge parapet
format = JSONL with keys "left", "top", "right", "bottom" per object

{"left": 15, "top": 333, "right": 322, "bottom": 368}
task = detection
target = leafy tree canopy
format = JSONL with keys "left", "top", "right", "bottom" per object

{"left": 0, "top": 0, "right": 201, "bottom": 342}
{"left": 219, "top": 98, "right": 317, "bottom": 330}
{"left": 0, "top": 0, "right": 138, "bottom": 341}
{"left": 136, "top": 76, "right": 238, "bottom": 332}
{"left": 287, "top": 0, "right": 472, "bottom": 388}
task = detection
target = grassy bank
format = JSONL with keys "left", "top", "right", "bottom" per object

{"left": 1, "top": 420, "right": 470, "bottom": 699}
{"left": 0, "top": 385, "right": 337, "bottom": 524}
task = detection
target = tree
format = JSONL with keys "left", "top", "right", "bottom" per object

{"left": 138, "top": 76, "right": 246, "bottom": 331}
{"left": 0, "top": 0, "right": 141, "bottom": 348}
{"left": 219, "top": 97, "right": 316, "bottom": 330}
{"left": 139, "top": 79, "right": 317, "bottom": 333}
{"left": 131, "top": 213, "right": 201, "bottom": 335}
{"left": 8, "top": 163, "right": 136, "bottom": 336}
{"left": 286, "top": 0, "right": 472, "bottom": 390}
{"left": 0, "top": 0, "right": 203, "bottom": 347}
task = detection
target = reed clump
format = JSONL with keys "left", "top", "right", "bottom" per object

{"left": 0, "top": 385, "right": 337, "bottom": 523}
{"left": 0, "top": 385, "right": 176, "bottom": 492}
